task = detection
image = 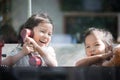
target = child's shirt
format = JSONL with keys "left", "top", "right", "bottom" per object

{"left": 8, "top": 44, "right": 57, "bottom": 67}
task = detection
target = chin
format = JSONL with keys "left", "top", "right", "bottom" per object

{"left": 38, "top": 42, "right": 49, "bottom": 47}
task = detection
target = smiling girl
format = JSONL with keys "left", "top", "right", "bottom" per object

{"left": 75, "top": 27, "right": 120, "bottom": 66}
{"left": 2, "top": 13, "right": 57, "bottom": 67}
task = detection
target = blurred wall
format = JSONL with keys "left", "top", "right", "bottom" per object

{"left": 11, "top": 0, "right": 28, "bottom": 33}
{"left": 11, "top": 0, "right": 63, "bottom": 34}
{"left": 11, "top": 0, "right": 120, "bottom": 42}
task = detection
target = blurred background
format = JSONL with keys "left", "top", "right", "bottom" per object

{"left": 0, "top": 0, "right": 120, "bottom": 43}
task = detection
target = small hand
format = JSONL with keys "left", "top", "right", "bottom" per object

{"left": 98, "top": 51, "right": 113, "bottom": 60}
{"left": 21, "top": 40, "right": 35, "bottom": 55}
{"left": 24, "top": 37, "right": 39, "bottom": 51}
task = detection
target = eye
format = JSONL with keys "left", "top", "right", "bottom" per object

{"left": 95, "top": 43, "right": 100, "bottom": 46}
{"left": 86, "top": 45, "right": 90, "bottom": 49}
{"left": 48, "top": 33, "right": 52, "bottom": 36}
{"left": 40, "top": 30, "right": 45, "bottom": 33}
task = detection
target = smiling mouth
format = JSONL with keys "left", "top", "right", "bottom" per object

{"left": 39, "top": 40, "right": 46, "bottom": 44}
{"left": 91, "top": 54, "right": 95, "bottom": 56}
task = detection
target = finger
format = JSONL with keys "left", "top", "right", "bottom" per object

{"left": 24, "top": 37, "right": 31, "bottom": 43}
{"left": 29, "top": 47, "right": 35, "bottom": 53}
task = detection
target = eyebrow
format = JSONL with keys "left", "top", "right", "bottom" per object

{"left": 85, "top": 41, "right": 100, "bottom": 46}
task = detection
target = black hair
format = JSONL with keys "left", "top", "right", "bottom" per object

{"left": 23, "top": 13, "right": 53, "bottom": 30}
{"left": 84, "top": 27, "right": 114, "bottom": 48}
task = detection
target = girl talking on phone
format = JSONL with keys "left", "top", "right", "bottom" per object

{"left": 2, "top": 13, "right": 58, "bottom": 67}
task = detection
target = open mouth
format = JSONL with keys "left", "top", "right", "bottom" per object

{"left": 39, "top": 40, "right": 46, "bottom": 44}
{"left": 91, "top": 54, "right": 95, "bottom": 56}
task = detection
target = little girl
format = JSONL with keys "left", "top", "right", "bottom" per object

{"left": 2, "top": 13, "right": 58, "bottom": 67}
{"left": 75, "top": 27, "right": 120, "bottom": 66}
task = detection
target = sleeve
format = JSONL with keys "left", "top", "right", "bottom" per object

{"left": 40, "top": 46, "right": 57, "bottom": 66}
{"left": 8, "top": 47, "right": 22, "bottom": 56}
{"left": 8, "top": 47, "right": 30, "bottom": 67}
{"left": 47, "top": 46, "right": 56, "bottom": 58}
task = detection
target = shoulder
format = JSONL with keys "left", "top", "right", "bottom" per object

{"left": 45, "top": 46, "right": 56, "bottom": 57}
{"left": 47, "top": 46, "right": 55, "bottom": 52}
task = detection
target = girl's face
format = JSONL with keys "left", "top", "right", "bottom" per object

{"left": 33, "top": 23, "right": 53, "bottom": 47}
{"left": 85, "top": 33, "right": 106, "bottom": 57}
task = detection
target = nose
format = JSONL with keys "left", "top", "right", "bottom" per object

{"left": 89, "top": 47, "right": 95, "bottom": 55}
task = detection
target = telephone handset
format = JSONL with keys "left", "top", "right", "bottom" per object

{"left": 20, "top": 28, "right": 33, "bottom": 41}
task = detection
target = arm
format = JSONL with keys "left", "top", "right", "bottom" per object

{"left": 75, "top": 52, "right": 113, "bottom": 67}
{"left": 75, "top": 55, "right": 102, "bottom": 67}
{"left": 2, "top": 42, "right": 34, "bottom": 66}
{"left": 1, "top": 51, "right": 25, "bottom": 66}
{"left": 36, "top": 46, "right": 58, "bottom": 67}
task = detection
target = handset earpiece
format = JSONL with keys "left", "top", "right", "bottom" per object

{"left": 20, "top": 28, "right": 33, "bottom": 42}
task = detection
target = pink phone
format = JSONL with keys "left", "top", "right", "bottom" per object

{"left": 20, "top": 28, "right": 32, "bottom": 41}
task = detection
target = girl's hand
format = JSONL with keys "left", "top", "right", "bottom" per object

{"left": 24, "top": 37, "right": 39, "bottom": 52}
{"left": 21, "top": 37, "right": 35, "bottom": 55}
{"left": 101, "top": 44, "right": 120, "bottom": 66}
{"left": 97, "top": 51, "right": 113, "bottom": 60}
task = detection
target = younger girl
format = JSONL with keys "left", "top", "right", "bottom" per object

{"left": 2, "top": 13, "right": 58, "bottom": 67}
{"left": 75, "top": 27, "right": 120, "bottom": 66}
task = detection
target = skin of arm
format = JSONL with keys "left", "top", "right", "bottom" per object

{"left": 75, "top": 55, "right": 103, "bottom": 67}
{"left": 2, "top": 51, "right": 25, "bottom": 66}
{"left": 75, "top": 52, "right": 113, "bottom": 67}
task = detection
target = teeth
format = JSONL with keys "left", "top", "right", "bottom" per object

{"left": 42, "top": 41, "right": 45, "bottom": 43}
{"left": 40, "top": 40, "right": 45, "bottom": 43}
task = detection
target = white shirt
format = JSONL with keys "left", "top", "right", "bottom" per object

{"left": 8, "top": 44, "right": 56, "bottom": 67}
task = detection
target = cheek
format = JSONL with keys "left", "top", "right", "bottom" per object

{"left": 48, "top": 37, "right": 51, "bottom": 42}
{"left": 33, "top": 32, "right": 40, "bottom": 41}
{"left": 96, "top": 46, "right": 106, "bottom": 54}
{"left": 85, "top": 49, "right": 91, "bottom": 56}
